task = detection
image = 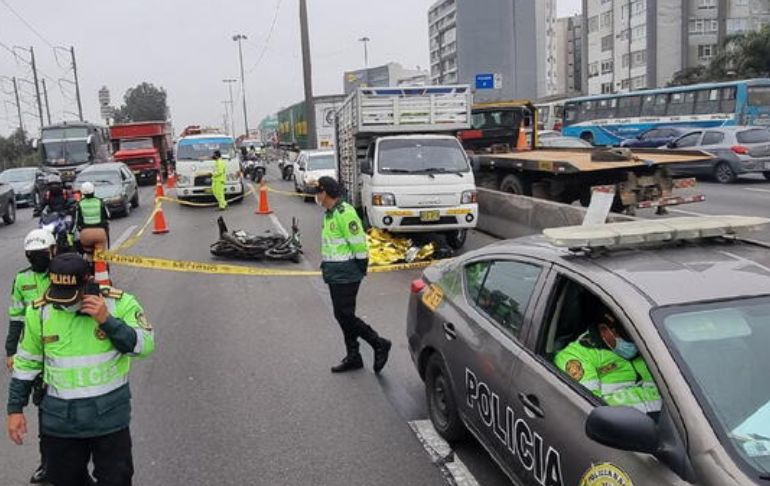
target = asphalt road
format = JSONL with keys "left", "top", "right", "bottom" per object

{"left": 0, "top": 170, "right": 768, "bottom": 486}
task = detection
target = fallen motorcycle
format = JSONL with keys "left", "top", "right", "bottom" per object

{"left": 210, "top": 217, "right": 302, "bottom": 263}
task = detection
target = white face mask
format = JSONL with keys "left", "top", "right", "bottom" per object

{"left": 57, "top": 302, "right": 81, "bottom": 313}
{"left": 315, "top": 194, "right": 325, "bottom": 208}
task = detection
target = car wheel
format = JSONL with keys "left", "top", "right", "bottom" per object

{"left": 131, "top": 191, "right": 139, "bottom": 208}
{"left": 33, "top": 191, "right": 41, "bottom": 208}
{"left": 714, "top": 162, "right": 737, "bottom": 184}
{"left": 3, "top": 200, "right": 16, "bottom": 225}
{"left": 499, "top": 174, "right": 531, "bottom": 196}
{"left": 763, "top": 171, "right": 770, "bottom": 181}
{"left": 123, "top": 198, "right": 132, "bottom": 217}
{"left": 446, "top": 229, "right": 468, "bottom": 250}
{"left": 425, "top": 353, "right": 467, "bottom": 442}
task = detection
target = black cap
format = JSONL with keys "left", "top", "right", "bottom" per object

{"left": 213, "top": 150, "right": 222, "bottom": 159}
{"left": 45, "top": 253, "right": 90, "bottom": 304}
{"left": 307, "top": 176, "right": 342, "bottom": 198}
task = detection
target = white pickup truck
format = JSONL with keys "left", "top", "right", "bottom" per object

{"left": 335, "top": 86, "right": 477, "bottom": 249}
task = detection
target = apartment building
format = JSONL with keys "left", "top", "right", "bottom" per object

{"left": 556, "top": 15, "right": 585, "bottom": 95}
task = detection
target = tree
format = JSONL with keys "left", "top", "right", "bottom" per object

{"left": 113, "top": 82, "right": 168, "bottom": 122}
{"left": 0, "top": 128, "right": 35, "bottom": 169}
{"left": 668, "top": 66, "right": 708, "bottom": 87}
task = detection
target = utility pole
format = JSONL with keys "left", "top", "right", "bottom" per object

{"left": 223, "top": 79, "right": 237, "bottom": 137}
{"left": 222, "top": 101, "right": 230, "bottom": 135}
{"left": 232, "top": 34, "right": 249, "bottom": 138}
{"left": 299, "top": 0, "right": 317, "bottom": 148}
{"left": 29, "top": 47, "right": 44, "bottom": 129}
{"left": 71, "top": 46, "right": 84, "bottom": 121}
{"left": 358, "top": 36, "right": 371, "bottom": 68}
{"left": 42, "top": 78, "right": 52, "bottom": 125}
{"left": 12, "top": 77, "right": 24, "bottom": 134}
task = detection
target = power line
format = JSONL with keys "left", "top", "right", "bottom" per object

{"left": 0, "top": 0, "right": 55, "bottom": 48}
{"left": 248, "top": 0, "right": 283, "bottom": 73}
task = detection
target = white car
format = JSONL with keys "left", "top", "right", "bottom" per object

{"left": 293, "top": 150, "right": 338, "bottom": 202}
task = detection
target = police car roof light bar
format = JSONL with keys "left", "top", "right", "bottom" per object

{"left": 543, "top": 216, "right": 770, "bottom": 249}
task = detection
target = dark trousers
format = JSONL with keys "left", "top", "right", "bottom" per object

{"left": 329, "top": 282, "right": 381, "bottom": 356}
{"left": 42, "top": 428, "right": 133, "bottom": 486}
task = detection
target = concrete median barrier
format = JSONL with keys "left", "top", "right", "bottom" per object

{"left": 477, "top": 187, "right": 635, "bottom": 240}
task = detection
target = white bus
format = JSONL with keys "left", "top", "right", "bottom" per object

{"left": 174, "top": 134, "right": 244, "bottom": 202}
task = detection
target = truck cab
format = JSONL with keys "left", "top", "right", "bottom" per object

{"left": 174, "top": 134, "right": 243, "bottom": 201}
{"left": 110, "top": 121, "right": 171, "bottom": 183}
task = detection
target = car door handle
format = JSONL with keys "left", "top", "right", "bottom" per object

{"left": 443, "top": 322, "right": 457, "bottom": 340}
{"left": 518, "top": 393, "right": 545, "bottom": 419}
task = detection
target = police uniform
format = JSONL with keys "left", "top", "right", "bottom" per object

{"left": 77, "top": 194, "right": 110, "bottom": 260}
{"left": 554, "top": 332, "right": 661, "bottom": 414}
{"left": 7, "top": 254, "right": 155, "bottom": 486}
{"left": 316, "top": 177, "right": 390, "bottom": 374}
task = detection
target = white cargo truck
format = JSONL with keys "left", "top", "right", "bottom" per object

{"left": 335, "top": 86, "right": 477, "bottom": 249}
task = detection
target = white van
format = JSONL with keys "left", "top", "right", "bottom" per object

{"left": 174, "top": 135, "right": 244, "bottom": 201}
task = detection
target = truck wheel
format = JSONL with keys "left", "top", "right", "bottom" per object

{"left": 3, "top": 201, "right": 16, "bottom": 225}
{"left": 499, "top": 174, "right": 531, "bottom": 196}
{"left": 580, "top": 132, "right": 595, "bottom": 145}
{"left": 446, "top": 229, "right": 468, "bottom": 250}
{"left": 714, "top": 162, "right": 737, "bottom": 184}
{"left": 425, "top": 353, "right": 468, "bottom": 443}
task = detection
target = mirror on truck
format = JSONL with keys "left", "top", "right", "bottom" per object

{"left": 360, "top": 159, "right": 372, "bottom": 175}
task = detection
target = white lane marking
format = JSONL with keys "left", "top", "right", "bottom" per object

{"left": 745, "top": 187, "right": 770, "bottom": 194}
{"left": 409, "top": 420, "right": 480, "bottom": 486}
{"left": 669, "top": 208, "right": 712, "bottom": 217}
{"left": 110, "top": 225, "right": 137, "bottom": 250}
{"left": 268, "top": 214, "right": 289, "bottom": 237}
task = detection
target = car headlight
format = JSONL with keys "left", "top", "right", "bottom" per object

{"left": 177, "top": 175, "right": 190, "bottom": 185}
{"left": 372, "top": 193, "right": 396, "bottom": 206}
{"left": 107, "top": 196, "right": 123, "bottom": 204}
{"left": 227, "top": 173, "right": 239, "bottom": 182}
{"left": 461, "top": 190, "right": 478, "bottom": 204}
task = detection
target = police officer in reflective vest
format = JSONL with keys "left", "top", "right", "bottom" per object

{"left": 76, "top": 181, "right": 110, "bottom": 263}
{"left": 7, "top": 253, "right": 155, "bottom": 486}
{"left": 554, "top": 311, "right": 661, "bottom": 414}
{"left": 311, "top": 177, "right": 391, "bottom": 374}
{"left": 212, "top": 150, "right": 228, "bottom": 211}
{"left": 6, "top": 229, "right": 57, "bottom": 484}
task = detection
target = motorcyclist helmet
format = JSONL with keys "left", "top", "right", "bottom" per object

{"left": 24, "top": 228, "right": 56, "bottom": 252}
{"left": 47, "top": 174, "right": 62, "bottom": 186}
{"left": 81, "top": 181, "right": 95, "bottom": 196}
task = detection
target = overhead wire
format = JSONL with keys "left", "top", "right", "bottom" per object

{"left": 0, "top": 0, "right": 55, "bottom": 48}
{"left": 247, "top": 0, "right": 283, "bottom": 73}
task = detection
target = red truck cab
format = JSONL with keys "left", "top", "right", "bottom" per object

{"left": 110, "top": 121, "right": 171, "bottom": 183}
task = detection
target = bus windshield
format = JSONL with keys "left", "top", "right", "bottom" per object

{"left": 42, "top": 140, "right": 90, "bottom": 165}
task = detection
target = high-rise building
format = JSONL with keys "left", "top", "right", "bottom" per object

{"left": 428, "top": 0, "right": 557, "bottom": 101}
{"left": 555, "top": 15, "right": 585, "bottom": 96}
{"left": 343, "top": 63, "right": 430, "bottom": 95}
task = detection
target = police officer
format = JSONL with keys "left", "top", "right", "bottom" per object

{"left": 212, "top": 150, "right": 228, "bottom": 211}
{"left": 76, "top": 181, "right": 110, "bottom": 263}
{"left": 6, "top": 229, "right": 57, "bottom": 484}
{"left": 7, "top": 253, "right": 155, "bottom": 486}
{"left": 554, "top": 310, "right": 661, "bottom": 414}
{"left": 311, "top": 177, "right": 391, "bottom": 374}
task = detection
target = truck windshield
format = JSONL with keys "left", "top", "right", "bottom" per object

{"left": 378, "top": 139, "right": 469, "bottom": 174}
{"left": 307, "top": 154, "right": 336, "bottom": 171}
{"left": 120, "top": 138, "right": 155, "bottom": 150}
{"left": 42, "top": 140, "right": 90, "bottom": 165}
{"left": 177, "top": 141, "right": 235, "bottom": 160}
{"left": 654, "top": 296, "right": 770, "bottom": 478}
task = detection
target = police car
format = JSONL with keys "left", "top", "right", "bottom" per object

{"left": 407, "top": 216, "right": 770, "bottom": 486}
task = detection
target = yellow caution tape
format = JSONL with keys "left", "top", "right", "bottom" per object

{"left": 265, "top": 185, "right": 314, "bottom": 198}
{"left": 95, "top": 250, "right": 435, "bottom": 277}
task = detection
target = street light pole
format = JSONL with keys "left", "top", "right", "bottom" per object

{"left": 358, "top": 36, "right": 371, "bottom": 68}
{"left": 299, "top": 0, "right": 317, "bottom": 148}
{"left": 232, "top": 34, "right": 249, "bottom": 138}
{"left": 223, "top": 79, "right": 237, "bottom": 137}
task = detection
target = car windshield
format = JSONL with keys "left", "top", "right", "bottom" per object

{"left": 42, "top": 140, "right": 90, "bottom": 165}
{"left": 307, "top": 154, "right": 335, "bottom": 171}
{"left": 120, "top": 138, "right": 155, "bottom": 150}
{"left": 737, "top": 129, "right": 770, "bottom": 144}
{"left": 76, "top": 171, "right": 121, "bottom": 186}
{"left": 378, "top": 139, "right": 469, "bottom": 174}
{"left": 655, "top": 296, "right": 770, "bottom": 477}
{"left": 0, "top": 169, "right": 34, "bottom": 183}
{"left": 177, "top": 140, "right": 235, "bottom": 160}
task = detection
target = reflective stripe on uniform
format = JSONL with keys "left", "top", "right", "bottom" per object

{"left": 16, "top": 349, "right": 43, "bottom": 362}
{"left": 9, "top": 316, "right": 25, "bottom": 324}
{"left": 12, "top": 369, "right": 41, "bottom": 381}
{"left": 9, "top": 300, "right": 25, "bottom": 310}
{"left": 322, "top": 254, "right": 358, "bottom": 263}
{"left": 46, "top": 376, "right": 128, "bottom": 400}
{"left": 44, "top": 350, "right": 122, "bottom": 369}
{"left": 131, "top": 328, "right": 145, "bottom": 356}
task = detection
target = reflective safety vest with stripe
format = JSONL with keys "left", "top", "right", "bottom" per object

{"left": 321, "top": 201, "right": 369, "bottom": 284}
{"left": 6, "top": 269, "right": 48, "bottom": 356}
{"left": 79, "top": 197, "right": 103, "bottom": 226}
{"left": 554, "top": 334, "right": 661, "bottom": 414}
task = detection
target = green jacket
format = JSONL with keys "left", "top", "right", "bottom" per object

{"left": 321, "top": 201, "right": 369, "bottom": 285}
{"left": 7, "top": 287, "right": 155, "bottom": 438}
{"left": 6, "top": 268, "right": 49, "bottom": 357}
{"left": 554, "top": 332, "right": 661, "bottom": 413}
{"left": 212, "top": 158, "right": 227, "bottom": 183}
{"left": 77, "top": 196, "right": 108, "bottom": 229}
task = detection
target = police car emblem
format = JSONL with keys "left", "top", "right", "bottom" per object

{"left": 580, "top": 463, "right": 634, "bottom": 486}
{"left": 94, "top": 328, "right": 107, "bottom": 340}
{"left": 136, "top": 311, "right": 152, "bottom": 331}
{"left": 566, "top": 360, "right": 584, "bottom": 381}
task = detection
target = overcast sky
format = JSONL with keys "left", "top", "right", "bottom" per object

{"left": 0, "top": 0, "right": 581, "bottom": 137}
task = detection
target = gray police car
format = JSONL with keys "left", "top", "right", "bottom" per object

{"left": 407, "top": 216, "right": 770, "bottom": 486}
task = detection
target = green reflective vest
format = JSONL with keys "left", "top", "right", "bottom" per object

{"left": 79, "top": 197, "right": 103, "bottom": 226}
{"left": 6, "top": 269, "right": 49, "bottom": 356}
{"left": 554, "top": 333, "right": 661, "bottom": 413}
{"left": 321, "top": 201, "right": 368, "bottom": 284}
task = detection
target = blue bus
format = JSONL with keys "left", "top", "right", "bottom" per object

{"left": 562, "top": 79, "right": 770, "bottom": 146}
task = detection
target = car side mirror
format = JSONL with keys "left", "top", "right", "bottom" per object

{"left": 586, "top": 406, "right": 659, "bottom": 455}
{"left": 360, "top": 159, "right": 372, "bottom": 174}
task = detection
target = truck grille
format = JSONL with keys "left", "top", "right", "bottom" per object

{"left": 194, "top": 175, "right": 212, "bottom": 186}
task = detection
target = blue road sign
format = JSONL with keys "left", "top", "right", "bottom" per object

{"left": 475, "top": 73, "right": 494, "bottom": 90}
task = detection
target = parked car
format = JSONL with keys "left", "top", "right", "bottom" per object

{"left": 620, "top": 126, "right": 693, "bottom": 148}
{"left": 666, "top": 126, "right": 770, "bottom": 183}
{"left": 0, "top": 180, "right": 15, "bottom": 225}
{"left": 73, "top": 162, "right": 139, "bottom": 217}
{"left": 293, "top": 150, "right": 338, "bottom": 202}
{"left": 0, "top": 166, "right": 47, "bottom": 207}
{"left": 407, "top": 216, "right": 770, "bottom": 486}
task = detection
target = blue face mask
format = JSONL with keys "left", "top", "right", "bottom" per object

{"left": 613, "top": 337, "right": 639, "bottom": 360}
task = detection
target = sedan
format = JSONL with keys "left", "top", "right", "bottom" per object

{"left": 0, "top": 180, "right": 15, "bottom": 225}
{"left": 0, "top": 166, "right": 46, "bottom": 207}
{"left": 620, "top": 126, "right": 693, "bottom": 148}
{"left": 74, "top": 162, "right": 139, "bottom": 218}
{"left": 666, "top": 126, "right": 770, "bottom": 183}
{"left": 408, "top": 216, "right": 770, "bottom": 486}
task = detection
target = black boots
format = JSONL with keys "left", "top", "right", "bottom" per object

{"left": 373, "top": 339, "right": 392, "bottom": 375}
{"left": 331, "top": 354, "right": 364, "bottom": 373}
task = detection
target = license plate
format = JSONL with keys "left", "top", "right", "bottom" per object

{"left": 203, "top": 188, "right": 212, "bottom": 194}
{"left": 421, "top": 284, "right": 444, "bottom": 312}
{"left": 420, "top": 210, "right": 441, "bottom": 222}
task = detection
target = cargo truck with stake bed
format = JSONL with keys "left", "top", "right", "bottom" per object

{"left": 109, "top": 121, "right": 172, "bottom": 183}
{"left": 335, "top": 86, "right": 478, "bottom": 249}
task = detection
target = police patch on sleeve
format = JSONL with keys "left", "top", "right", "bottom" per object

{"left": 580, "top": 463, "right": 633, "bottom": 486}
{"left": 349, "top": 221, "right": 360, "bottom": 235}
{"left": 136, "top": 311, "right": 152, "bottom": 331}
{"left": 565, "top": 360, "right": 584, "bottom": 381}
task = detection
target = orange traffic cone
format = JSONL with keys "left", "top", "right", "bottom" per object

{"left": 516, "top": 124, "right": 530, "bottom": 151}
{"left": 155, "top": 174, "right": 165, "bottom": 198}
{"left": 93, "top": 258, "right": 112, "bottom": 287}
{"left": 166, "top": 170, "right": 176, "bottom": 189}
{"left": 255, "top": 182, "right": 273, "bottom": 215}
{"left": 152, "top": 205, "right": 170, "bottom": 234}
